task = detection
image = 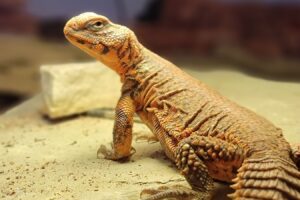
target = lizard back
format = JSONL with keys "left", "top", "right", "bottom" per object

{"left": 131, "top": 50, "right": 291, "bottom": 158}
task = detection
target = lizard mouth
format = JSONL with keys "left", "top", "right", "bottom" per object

{"left": 65, "top": 30, "right": 110, "bottom": 56}
{"left": 64, "top": 28, "right": 89, "bottom": 45}
{"left": 64, "top": 27, "right": 94, "bottom": 46}
{"left": 64, "top": 29, "right": 109, "bottom": 59}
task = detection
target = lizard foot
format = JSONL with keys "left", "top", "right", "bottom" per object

{"left": 135, "top": 132, "right": 159, "bottom": 144}
{"left": 140, "top": 185, "right": 202, "bottom": 200}
{"left": 291, "top": 143, "right": 300, "bottom": 169}
{"left": 97, "top": 144, "right": 136, "bottom": 161}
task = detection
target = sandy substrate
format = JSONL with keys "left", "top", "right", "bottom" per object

{"left": 0, "top": 64, "right": 299, "bottom": 200}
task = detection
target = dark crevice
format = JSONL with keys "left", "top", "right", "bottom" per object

{"left": 0, "top": 92, "right": 25, "bottom": 113}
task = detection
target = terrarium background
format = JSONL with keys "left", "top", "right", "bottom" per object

{"left": 1, "top": 0, "right": 300, "bottom": 113}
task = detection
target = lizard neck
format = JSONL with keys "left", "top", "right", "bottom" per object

{"left": 110, "top": 34, "right": 146, "bottom": 83}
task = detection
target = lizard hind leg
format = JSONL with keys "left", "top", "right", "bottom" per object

{"left": 140, "top": 138, "right": 214, "bottom": 200}
{"left": 175, "top": 141, "right": 214, "bottom": 195}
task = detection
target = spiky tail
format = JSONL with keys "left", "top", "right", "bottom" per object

{"left": 229, "top": 153, "right": 300, "bottom": 200}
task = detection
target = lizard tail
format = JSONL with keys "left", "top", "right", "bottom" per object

{"left": 228, "top": 153, "right": 300, "bottom": 200}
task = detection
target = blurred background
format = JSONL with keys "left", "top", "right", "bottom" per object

{"left": 0, "top": 0, "right": 300, "bottom": 113}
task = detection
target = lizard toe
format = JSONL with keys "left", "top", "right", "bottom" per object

{"left": 140, "top": 185, "right": 202, "bottom": 200}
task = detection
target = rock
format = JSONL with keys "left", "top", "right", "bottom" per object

{"left": 40, "top": 62, "right": 121, "bottom": 119}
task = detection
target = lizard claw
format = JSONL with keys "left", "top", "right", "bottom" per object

{"left": 97, "top": 144, "right": 114, "bottom": 160}
{"left": 140, "top": 185, "right": 201, "bottom": 200}
{"left": 97, "top": 144, "right": 136, "bottom": 161}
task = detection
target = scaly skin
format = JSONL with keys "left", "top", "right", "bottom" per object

{"left": 64, "top": 13, "right": 300, "bottom": 200}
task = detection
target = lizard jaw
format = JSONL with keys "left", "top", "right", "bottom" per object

{"left": 64, "top": 26, "right": 107, "bottom": 61}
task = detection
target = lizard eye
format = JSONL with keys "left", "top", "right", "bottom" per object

{"left": 94, "top": 21, "right": 103, "bottom": 27}
{"left": 87, "top": 20, "right": 104, "bottom": 31}
{"left": 92, "top": 21, "right": 104, "bottom": 29}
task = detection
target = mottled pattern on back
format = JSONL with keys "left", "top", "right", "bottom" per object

{"left": 131, "top": 54, "right": 289, "bottom": 155}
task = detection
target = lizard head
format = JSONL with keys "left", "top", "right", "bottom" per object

{"left": 64, "top": 12, "right": 142, "bottom": 76}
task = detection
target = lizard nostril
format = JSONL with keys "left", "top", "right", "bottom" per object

{"left": 64, "top": 20, "right": 79, "bottom": 36}
{"left": 70, "top": 22, "right": 79, "bottom": 30}
{"left": 65, "top": 18, "right": 78, "bottom": 28}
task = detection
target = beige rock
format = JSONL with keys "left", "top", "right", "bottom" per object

{"left": 40, "top": 62, "right": 121, "bottom": 119}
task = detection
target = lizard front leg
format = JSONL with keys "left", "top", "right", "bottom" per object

{"left": 98, "top": 93, "right": 135, "bottom": 160}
